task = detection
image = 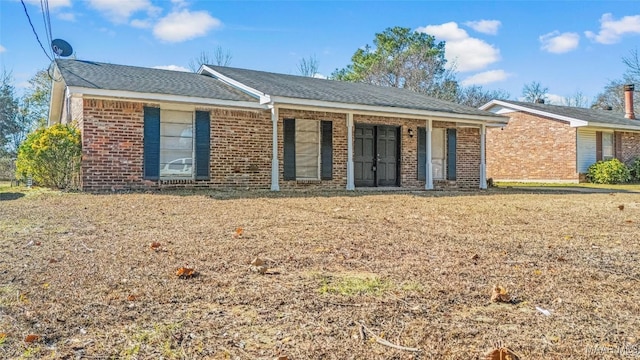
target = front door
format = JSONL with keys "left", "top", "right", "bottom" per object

{"left": 354, "top": 124, "right": 399, "bottom": 187}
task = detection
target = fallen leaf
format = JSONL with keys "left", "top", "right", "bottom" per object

{"left": 35, "top": 241, "right": 41, "bottom": 246}
{"left": 485, "top": 345, "right": 520, "bottom": 360}
{"left": 127, "top": 294, "right": 137, "bottom": 301}
{"left": 24, "top": 334, "right": 40, "bottom": 343}
{"left": 618, "top": 205, "right": 625, "bottom": 211}
{"left": 150, "top": 241, "right": 161, "bottom": 250}
{"left": 0, "top": 333, "right": 6, "bottom": 340}
{"left": 176, "top": 266, "right": 196, "bottom": 278}
{"left": 49, "top": 258, "right": 58, "bottom": 263}
{"left": 471, "top": 254, "right": 480, "bottom": 261}
{"left": 235, "top": 227, "right": 244, "bottom": 238}
{"left": 625, "top": 219, "right": 634, "bottom": 223}
{"left": 491, "top": 285, "right": 511, "bottom": 303}
{"left": 277, "top": 356, "right": 289, "bottom": 360}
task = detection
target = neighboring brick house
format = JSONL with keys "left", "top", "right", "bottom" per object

{"left": 49, "top": 59, "right": 507, "bottom": 192}
{"left": 481, "top": 88, "right": 640, "bottom": 183}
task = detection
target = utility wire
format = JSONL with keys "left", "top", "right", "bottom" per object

{"left": 20, "top": 0, "right": 52, "bottom": 61}
{"left": 40, "top": 0, "right": 54, "bottom": 58}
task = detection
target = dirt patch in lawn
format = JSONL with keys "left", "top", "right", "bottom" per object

{"left": 1, "top": 189, "right": 639, "bottom": 359}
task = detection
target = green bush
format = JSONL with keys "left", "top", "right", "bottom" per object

{"left": 629, "top": 158, "right": 640, "bottom": 182}
{"left": 16, "top": 123, "right": 81, "bottom": 189}
{"left": 586, "top": 158, "right": 631, "bottom": 184}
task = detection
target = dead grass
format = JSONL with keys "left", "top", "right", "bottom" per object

{"left": 0, "top": 188, "right": 639, "bottom": 359}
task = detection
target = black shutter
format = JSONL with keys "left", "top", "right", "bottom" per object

{"left": 283, "top": 119, "right": 296, "bottom": 180}
{"left": 321, "top": 121, "right": 333, "bottom": 180}
{"left": 195, "top": 111, "right": 211, "bottom": 180}
{"left": 417, "top": 127, "right": 426, "bottom": 181}
{"left": 143, "top": 107, "right": 160, "bottom": 180}
{"left": 446, "top": 128, "right": 457, "bottom": 180}
{"left": 595, "top": 131, "right": 603, "bottom": 161}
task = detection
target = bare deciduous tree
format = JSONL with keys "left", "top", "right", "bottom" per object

{"left": 562, "top": 90, "right": 590, "bottom": 108}
{"left": 297, "top": 55, "right": 319, "bottom": 77}
{"left": 188, "top": 46, "right": 233, "bottom": 72}
{"left": 522, "top": 81, "right": 549, "bottom": 103}
{"left": 593, "top": 48, "right": 640, "bottom": 112}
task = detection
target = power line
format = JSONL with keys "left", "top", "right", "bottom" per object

{"left": 20, "top": 0, "right": 52, "bottom": 61}
{"left": 41, "top": 0, "right": 54, "bottom": 56}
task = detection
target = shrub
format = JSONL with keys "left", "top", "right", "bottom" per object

{"left": 586, "top": 158, "right": 631, "bottom": 184}
{"left": 15, "top": 124, "right": 81, "bottom": 189}
{"left": 629, "top": 158, "right": 640, "bottom": 182}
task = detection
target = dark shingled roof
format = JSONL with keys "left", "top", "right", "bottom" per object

{"left": 206, "top": 65, "right": 501, "bottom": 118}
{"left": 55, "top": 59, "right": 255, "bottom": 102}
{"left": 496, "top": 99, "right": 640, "bottom": 128}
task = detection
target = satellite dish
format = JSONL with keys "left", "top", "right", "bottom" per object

{"left": 51, "top": 39, "right": 73, "bottom": 57}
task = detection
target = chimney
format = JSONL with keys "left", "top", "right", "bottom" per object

{"left": 624, "top": 84, "right": 635, "bottom": 119}
{"left": 535, "top": 98, "right": 545, "bottom": 104}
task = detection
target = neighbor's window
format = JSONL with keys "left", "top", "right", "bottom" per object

{"left": 295, "top": 119, "right": 320, "bottom": 179}
{"left": 602, "top": 132, "right": 614, "bottom": 160}
{"left": 160, "top": 110, "right": 193, "bottom": 178}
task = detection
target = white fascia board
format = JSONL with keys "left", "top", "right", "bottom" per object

{"left": 270, "top": 96, "right": 508, "bottom": 125}
{"left": 584, "top": 123, "right": 640, "bottom": 132}
{"left": 66, "top": 86, "right": 267, "bottom": 110}
{"left": 48, "top": 70, "right": 66, "bottom": 126}
{"left": 481, "top": 100, "right": 588, "bottom": 127}
{"left": 199, "top": 65, "right": 271, "bottom": 104}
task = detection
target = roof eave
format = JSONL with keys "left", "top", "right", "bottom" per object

{"left": 66, "top": 86, "right": 267, "bottom": 109}
{"left": 48, "top": 64, "right": 66, "bottom": 126}
{"left": 587, "top": 122, "right": 640, "bottom": 132}
{"left": 481, "top": 100, "right": 588, "bottom": 127}
{"left": 270, "top": 96, "right": 508, "bottom": 124}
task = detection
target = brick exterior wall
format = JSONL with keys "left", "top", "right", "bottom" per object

{"left": 486, "top": 112, "right": 578, "bottom": 182}
{"left": 456, "top": 127, "right": 481, "bottom": 188}
{"left": 620, "top": 131, "right": 640, "bottom": 164}
{"left": 81, "top": 99, "right": 146, "bottom": 191}
{"left": 78, "top": 98, "right": 484, "bottom": 191}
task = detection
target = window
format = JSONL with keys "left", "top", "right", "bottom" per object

{"left": 143, "top": 107, "right": 210, "bottom": 181}
{"left": 602, "top": 132, "right": 613, "bottom": 160}
{"left": 160, "top": 110, "right": 193, "bottom": 178}
{"left": 283, "top": 119, "right": 333, "bottom": 181}
{"left": 295, "top": 119, "right": 320, "bottom": 179}
{"left": 418, "top": 127, "right": 456, "bottom": 181}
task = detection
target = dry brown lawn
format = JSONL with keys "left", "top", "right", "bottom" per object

{"left": 1, "top": 187, "right": 639, "bottom": 359}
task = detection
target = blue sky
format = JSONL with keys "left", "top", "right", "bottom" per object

{"left": 1, "top": 0, "right": 639, "bottom": 104}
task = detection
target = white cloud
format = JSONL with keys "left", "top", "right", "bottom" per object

{"left": 153, "top": 10, "right": 221, "bottom": 42}
{"left": 461, "top": 70, "right": 511, "bottom": 86}
{"left": 312, "top": 73, "right": 327, "bottom": 79}
{"left": 57, "top": 12, "right": 76, "bottom": 21}
{"left": 24, "top": 0, "right": 70, "bottom": 9}
{"left": 546, "top": 94, "right": 566, "bottom": 105}
{"left": 0, "top": 45, "right": 6, "bottom": 53}
{"left": 585, "top": 13, "right": 640, "bottom": 44}
{"left": 130, "top": 19, "right": 152, "bottom": 29}
{"left": 87, "top": 0, "right": 160, "bottom": 24}
{"left": 539, "top": 31, "right": 580, "bottom": 53}
{"left": 465, "top": 20, "right": 501, "bottom": 35}
{"left": 170, "top": 0, "right": 189, "bottom": 9}
{"left": 417, "top": 22, "right": 500, "bottom": 72}
{"left": 418, "top": 22, "right": 468, "bottom": 41}
{"left": 153, "top": 65, "right": 190, "bottom": 72}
